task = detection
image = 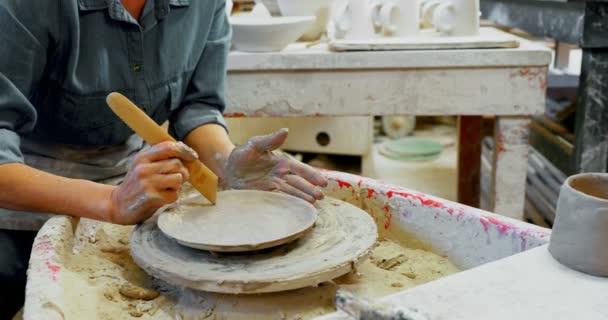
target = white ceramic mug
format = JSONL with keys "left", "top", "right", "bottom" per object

{"left": 331, "top": 0, "right": 378, "bottom": 40}
{"left": 419, "top": 0, "right": 442, "bottom": 29}
{"left": 432, "top": 0, "right": 479, "bottom": 36}
{"left": 377, "top": 0, "right": 420, "bottom": 36}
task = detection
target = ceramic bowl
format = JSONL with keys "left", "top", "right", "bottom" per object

{"left": 229, "top": 16, "right": 315, "bottom": 52}
{"left": 277, "top": 0, "right": 330, "bottom": 40}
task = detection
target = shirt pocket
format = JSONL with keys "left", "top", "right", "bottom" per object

{"left": 53, "top": 90, "right": 138, "bottom": 145}
{"left": 56, "top": 91, "right": 117, "bottom": 131}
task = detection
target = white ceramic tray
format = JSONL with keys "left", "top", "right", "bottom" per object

{"left": 329, "top": 27, "right": 520, "bottom": 51}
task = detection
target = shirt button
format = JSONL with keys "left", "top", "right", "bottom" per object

{"left": 132, "top": 64, "right": 141, "bottom": 72}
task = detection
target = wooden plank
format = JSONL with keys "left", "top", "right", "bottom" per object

{"left": 524, "top": 199, "right": 552, "bottom": 228}
{"left": 457, "top": 116, "right": 483, "bottom": 208}
{"left": 530, "top": 121, "right": 573, "bottom": 175}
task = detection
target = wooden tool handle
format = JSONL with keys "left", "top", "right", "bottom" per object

{"left": 106, "top": 92, "right": 217, "bottom": 204}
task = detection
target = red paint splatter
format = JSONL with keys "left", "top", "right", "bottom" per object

{"left": 383, "top": 205, "right": 390, "bottom": 212}
{"left": 447, "top": 208, "right": 454, "bottom": 214}
{"left": 367, "top": 189, "right": 376, "bottom": 199}
{"left": 539, "top": 77, "right": 547, "bottom": 91}
{"left": 357, "top": 180, "right": 363, "bottom": 187}
{"left": 336, "top": 179, "right": 352, "bottom": 189}
{"left": 45, "top": 260, "right": 60, "bottom": 282}
{"left": 384, "top": 212, "right": 393, "bottom": 230}
{"left": 224, "top": 112, "right": 247, "bottom": 118}
{"left": 495, "top": 132, "right": 506, "bottom": 153}
{"left": 386, "top": 191, "right": 446, "bottom": 209}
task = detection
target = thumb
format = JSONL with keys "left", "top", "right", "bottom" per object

{"left": 248, "top": 128, "right": 289, "bottom": 153}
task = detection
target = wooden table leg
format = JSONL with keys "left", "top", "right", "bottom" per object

{"left": 457, "top": 116, "right": 483, "bottom": 208}
{"left": 490, "top": 116, "right": 531, "bottom": 220}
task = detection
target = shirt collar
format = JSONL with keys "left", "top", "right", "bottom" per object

{"left": 77, "top": 0, "right": 190, "bottom": 11}
{"left": 77, "top": 0, "right": 189, "bottom": 24}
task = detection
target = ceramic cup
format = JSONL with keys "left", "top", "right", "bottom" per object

{"left": 331, "top": 0, "right": 378, "bottom": 40}
{"left": 549, "top": 173, "right": 608, "bottom": 277}
{"left": 375, "top": 0, "right": 420, "bottom": 36}
{"left": 431, "top": 0, "right": 479, "bottom": 36}
{"left": 419, "top": 0, "right": 442, "bottom": 29}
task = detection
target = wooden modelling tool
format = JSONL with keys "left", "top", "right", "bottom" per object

{"left": 106, "top": 92, "right": 218, "bottom": 204}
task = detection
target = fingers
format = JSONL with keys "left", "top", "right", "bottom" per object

{"left": 151, "top": 158, "right": 190, "bottom": 181}
{"left": 248, "top": 128, "right": 289, "bottom": 153}
{"left": 285, "top": 175, "right": 324, "bottom": 200}
{"left": 151, "top": 173, "right": 184, "bottom": 191}
{"left": 288, "top": 160, "right": 328, "bottom": 187}
{"left": 277, "top": 181, "right": 315, "bottom": 203}
{"left": 135, "top": 141, "right": 199, "bottom": 164}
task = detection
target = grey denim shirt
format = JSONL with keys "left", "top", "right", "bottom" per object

{"left": 0, "top": 0, "right": 230, "bottom": 181}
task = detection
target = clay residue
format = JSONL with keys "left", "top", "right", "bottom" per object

{"left": 61, "top": 222, "right": 458, "bottom": 319}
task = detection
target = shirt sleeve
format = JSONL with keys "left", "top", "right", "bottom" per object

{"left": 0, "top": 2, "right": 52, "bottom": 165}
{"left": 169, "top": 0, "right": 232, "bottom": 141}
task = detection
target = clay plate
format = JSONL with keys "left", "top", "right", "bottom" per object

{"left": 157, "top": 190, "right": 317, "bottom": 252}
{"left": 131, "top": 197, "right": 378, "bottom": 294}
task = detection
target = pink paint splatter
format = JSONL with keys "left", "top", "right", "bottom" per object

{"left": 45, "top": 260, "right": 60, "bottom": 282}
{"left": 479, "top": 216, "right": 512, "bottom": 235}
{"left": 357, "top": 180, "right": 363, "bottom": 187}
{"left": 479, "top": 218, "right": 490, "bottom": 233}
{"left": 447, "top": 208, "right": 454, "bottom": 215}
{"left": 33, "top": 241, "right": 52, "bottom": 254}
{"left": 336, "top": 179, "right": 352, "bottom": 189}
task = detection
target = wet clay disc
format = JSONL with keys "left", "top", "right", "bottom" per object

{"left": 130, "top": 197, "right": 378, "bottom": 294}
{"left": 157, "top": 190, "right": 317, "bottom": 252}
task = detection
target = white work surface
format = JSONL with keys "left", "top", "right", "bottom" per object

{"left": 318, "top": 245, "right": 608, "bottom": 320}
{"left": 226, "top": 27, "right": 552, "bottom": 219}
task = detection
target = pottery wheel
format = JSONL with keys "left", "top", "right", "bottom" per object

{"left": 157, "top": 190, "right": 317, "bottom": 252}
{"left": 130, "top": 197, "right": 378, "bottom": 294}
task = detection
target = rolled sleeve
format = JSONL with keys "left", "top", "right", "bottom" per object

{"left": 0, "top": 129, "right": 24, "bottom": 165}
{"left": 170, "top": 103, "right": 227, "bottom": 141}
{"left": 0, "top": 2, "right": 52, "bottom": 165}
{"left": 169, "top": 0, "right": 232, "bottom": 141}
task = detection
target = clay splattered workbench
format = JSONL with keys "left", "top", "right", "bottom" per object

{"left": 225, "top": 27, "right": 552, "bottom": 220}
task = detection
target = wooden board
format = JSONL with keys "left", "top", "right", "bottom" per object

{"left": 328, "top": 27, "right": 520, "bottom": 52}
{"left": 157, "top": 190, "right": 317, "bottom": 252}
{"left": 130, "top": 197, "right": 378, "bottom": 294}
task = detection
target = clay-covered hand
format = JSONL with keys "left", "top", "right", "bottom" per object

{"left": 108, "top": 141, "right": 198, "bottom": 225}
{"left": 220, "top": 129, "right": 328, "bottom": 203}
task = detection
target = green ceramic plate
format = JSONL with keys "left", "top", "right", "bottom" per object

{"left": 380, "top": 138, "right": 443, "bottom": 162}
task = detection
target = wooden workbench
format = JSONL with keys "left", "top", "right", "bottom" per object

{"left": 226, "top": 28, "right": 552, "bottom": 219}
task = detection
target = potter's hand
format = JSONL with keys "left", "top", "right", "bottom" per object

{"left": 109, "top": 142, "right": 198, "bottom": 225}
{"left": 221, "top": 129, "right": 328, "bottom": 203}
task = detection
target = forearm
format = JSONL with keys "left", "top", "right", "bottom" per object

{"left": 0, "top": 163, "right": 114, "bottom": 222}
{"left": 184, "top": 123, "right": 235, "bottom": 178}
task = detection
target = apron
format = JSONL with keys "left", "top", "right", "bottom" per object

{"left": 0, "top": 135, "right": 145, "bottom": 231}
